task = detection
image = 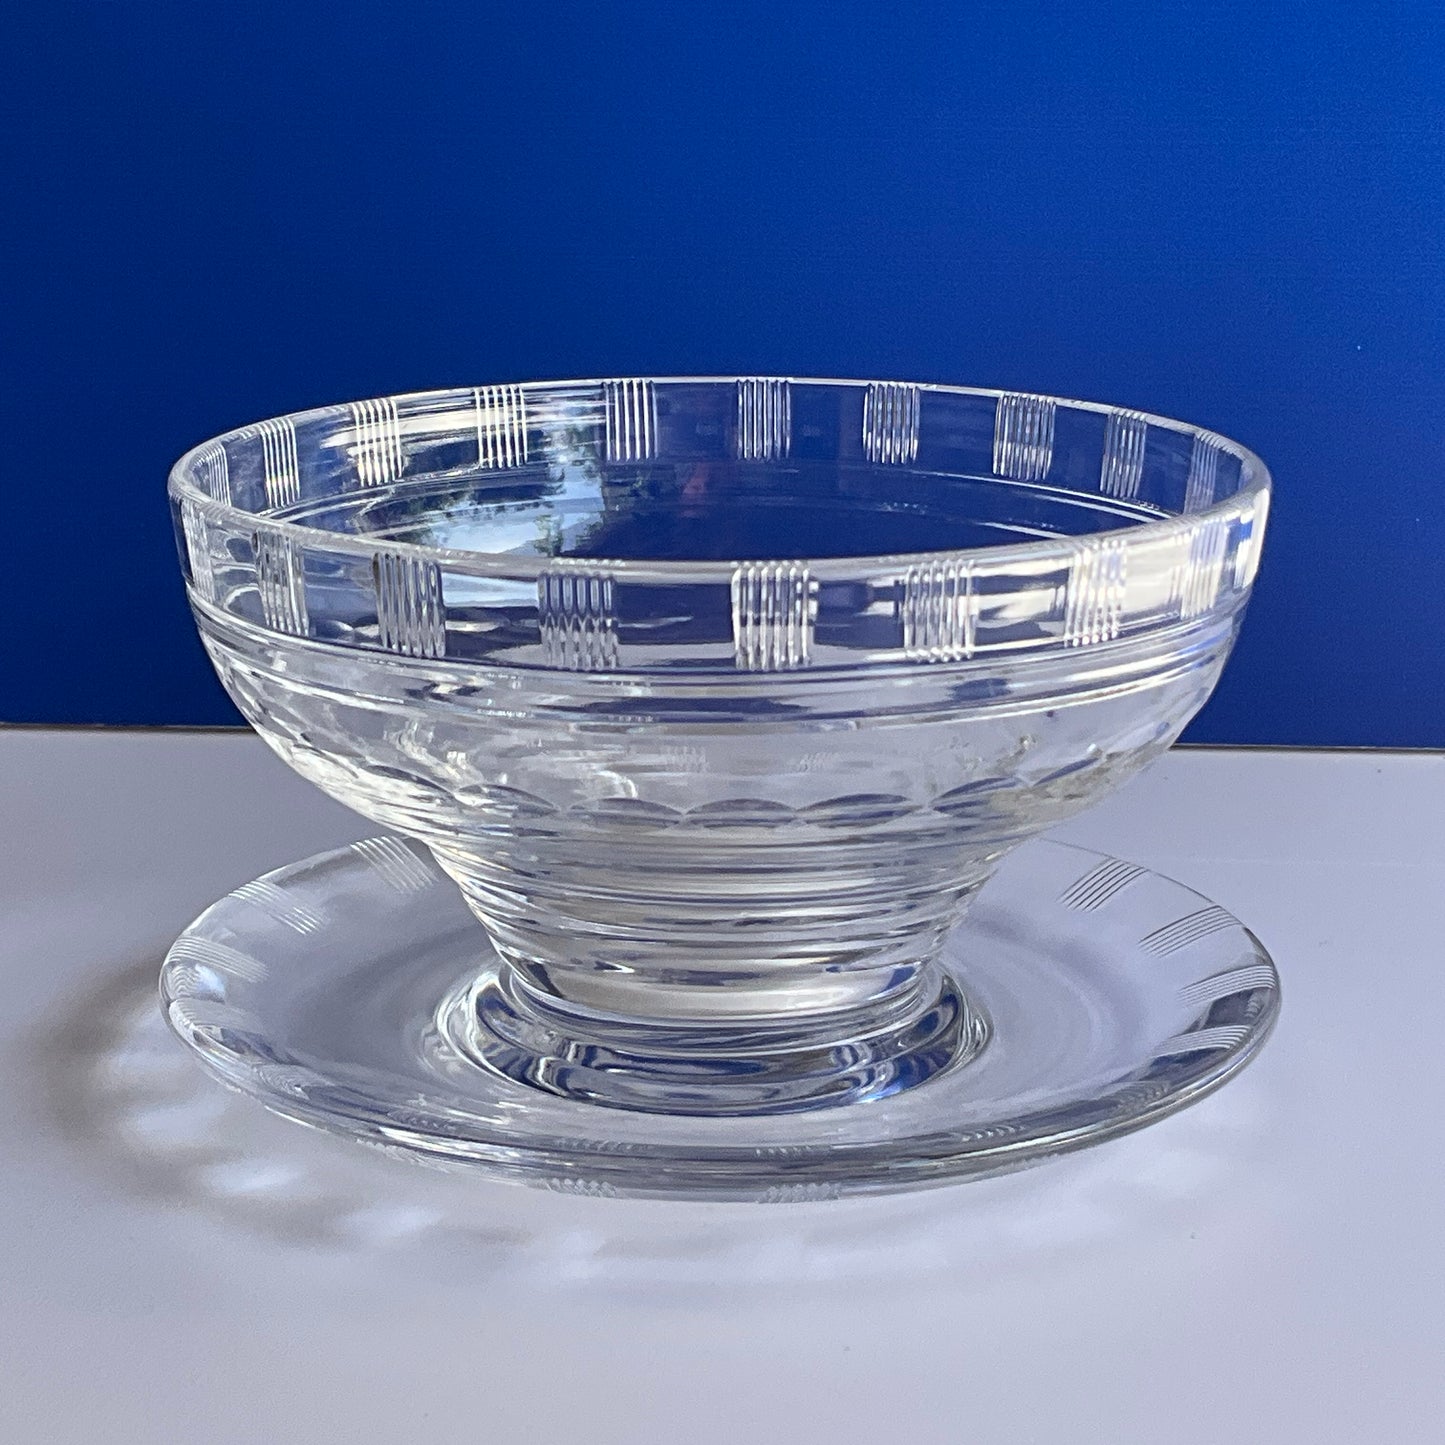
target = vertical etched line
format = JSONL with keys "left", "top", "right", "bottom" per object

{"left": 736, "top": 378, "right": 791, "bottom": 461}
{"left": 180, "top": 497, "right": 216, "bottom": 604}
{"left": 1100, "top": 410, "right": 1147, "bottom": 500}
{"left": 604, "top": 379, "right": 657, "bottom": 462}
{"left": 1163, "top": 527, "right": 1194, "bottom": 618}
{"left": 731, "top": 562, "right": 815, "bottom": 670}
{"left": 195, "top": 443, "right": 230, "bottom": 505}
{"left": 350, "top": 396, "right": 404, "bottom": 487}
{"left": 258, "top": 416, "right": 300, "bottom": 510}
{"left": 635, "top": 377, "right": 651, "bottom": 459}
{"left": 900, "top": 559, "right": 976, "bottom": 661}
{"left": 253, "top": 528, "right": 308, "bottom": 637}
{"left": 475, "top": 384, "right": 529, "bottom": 469}
{"left": 1174, "top": 517, "right": 1230, "bottom": 620}
{"left": 1233, "top": 489, "right": 1270, "bottom": 591}
{"left": 373, "top": 551, "right": 446, "bottom": 659}
{"left": 1184, "top": 432, "right": 1223, "bottom": 514}
{"left": 538, "top": 567, "right": 620, "bottom": 670}
{"left": 1064, "top": 538, "right": 1128, "bottom": 646}
{"left": 862, "top": 382, "right": 920, "bottom": 464}
{"left": 993, "top": 394, "right": 1057, "bottom": 481}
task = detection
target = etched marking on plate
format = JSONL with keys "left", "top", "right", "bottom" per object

{"left": 233, "top": 878, "right": 325, "bottom": 935}
{"left": 1139, "top": 905, "right": 1237, "bottom": 957}
{"left": 1106, "top": 1078, "right": 1175, "bottom": 1111}
{"left": 1060, "top": 857, "right": 1146, "bottom": 911}
{"left": 253, "top": 1062, "right": 331, "bottom": 1097}
{"left": 758, "top": 1182, "right": 843, "bottom": 1203}
{"left": 1156, "top": 1023, "right": 1254, "bottom": 1056}
{"left": 351, "top": 836, "right": 438, "bottom": 894}
{"left": 166, "top": 997, "right": 264, "bottom": 1036}
{"left": 1177, "top": 962, "right": 1277, "bottom": 1009}
{"left": 167, "top": 934, "right": 269, "bottom": 985}
{"left": 544, "top": 1177, "right": 619, "bottom": 1198}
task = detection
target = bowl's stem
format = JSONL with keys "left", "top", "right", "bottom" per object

{"left": 427, "top": 839, "right": 997, "bottom": 1116}
{"left": 437, "top": 953, "right": 988, "bottom": 1117}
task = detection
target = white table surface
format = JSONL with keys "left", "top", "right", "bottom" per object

{"left": 2, "top": 730, "right": 1441, "bottom": 1444}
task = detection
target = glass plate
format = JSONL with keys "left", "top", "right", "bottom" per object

{"left": 162, "top": 836, "right": 1278, "bottom": 1200}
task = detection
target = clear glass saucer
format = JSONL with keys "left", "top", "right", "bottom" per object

{"left": 162, "top": 835, "right": 1278, "bottom": 1200}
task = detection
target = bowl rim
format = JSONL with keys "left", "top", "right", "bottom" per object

{"left": 168, "top": 376, "right": 1272, "bottom": 583}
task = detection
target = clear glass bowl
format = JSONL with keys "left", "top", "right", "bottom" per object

{"left": 165, "top": 378, "right": 1272, "bottom": 1189}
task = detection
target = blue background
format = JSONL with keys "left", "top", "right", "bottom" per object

{"left": 3, "top": 1, "right": 1442, "bottom": 742}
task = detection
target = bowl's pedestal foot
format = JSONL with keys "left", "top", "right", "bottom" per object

{"left": 437, "top": 957, "right": 990, "bottom": 1117}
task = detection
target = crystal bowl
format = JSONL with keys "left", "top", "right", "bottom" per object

{"left": 165, "top": 378, "right": 1272, "bottom": 1190}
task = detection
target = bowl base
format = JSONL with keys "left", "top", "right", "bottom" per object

{"left": 161, "top": 837, "right": 1278, "bottom": 1200}
{"left": 443, "top": 959, "right": 990, "bottom": 1118}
